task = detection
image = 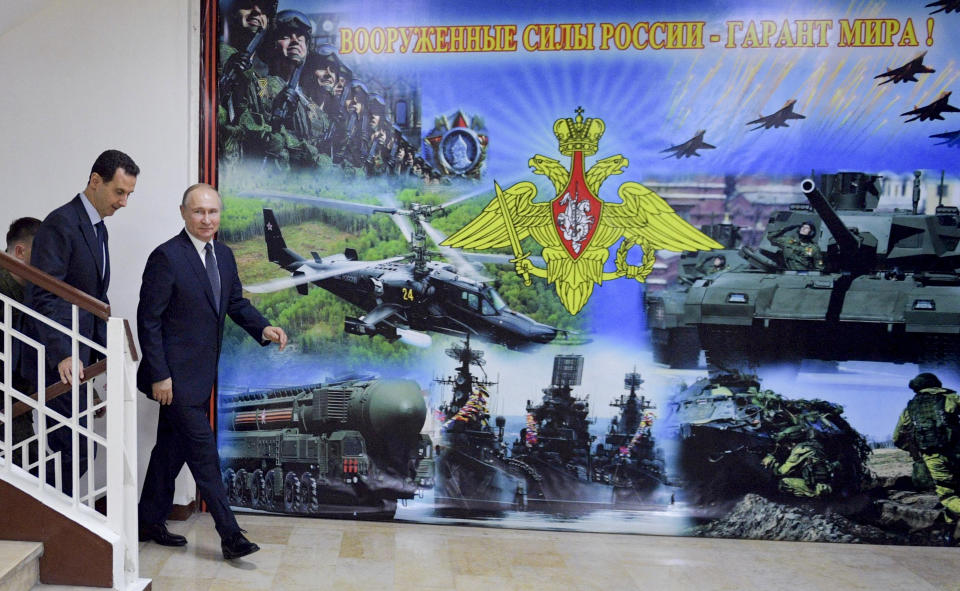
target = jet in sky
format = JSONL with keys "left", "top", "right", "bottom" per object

{"left": 746, "top": 99, "right": 806, "bottom": 130}
{"left": 661, "top": 129, "right": 716, "bottom": 158}
{"left": 901, "top": 92, "right": 960, "bottom": 123}
{"left": 874, "top": 52, "right": 935, "bottom": 85}
{"left": 930, "top": 130, "right": 960, "bottom": 147}
{"left": 926, "top": 0, "right": 960, "bottom": 15}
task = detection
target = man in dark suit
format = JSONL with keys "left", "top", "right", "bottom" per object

{"left": 25, "top": 150, "right": 139, "bottom": 496}
{"left": 137, "top": 183, "right": 287, "bottom": 560}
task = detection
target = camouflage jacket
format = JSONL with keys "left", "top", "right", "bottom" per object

{"left": 772, "top": 233, "right": 824, "bottom": 271}
{"left": 894, "top": 387, "right": 960, "bottom": 454}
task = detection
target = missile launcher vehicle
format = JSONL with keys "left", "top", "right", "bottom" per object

{"left": 219, "top": 376, "right": 430, "bottom": 519}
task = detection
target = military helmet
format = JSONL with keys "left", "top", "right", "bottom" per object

{"left": 276, "top": 10, "right": 314, "bottom": 37}
{"left": 909, "top": 372, "right": 942, "bottom": 392}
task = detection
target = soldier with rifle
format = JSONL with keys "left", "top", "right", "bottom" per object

{"left": 261, "top": 10, "right": 329, "bottom": 169}
{"left": 217, "top": 0, "right": 278, "bottom": 164}
{"left": 894, "top": 372, "right": 960, "bottom": 542}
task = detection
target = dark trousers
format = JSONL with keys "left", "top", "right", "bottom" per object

{"left": 45, "top": 392, "right": 89, "bottom": 497}
{"left": 138, "top": 403, "right": 240, "bottom": 539}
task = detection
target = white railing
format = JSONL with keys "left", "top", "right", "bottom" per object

{"left": 0, "top": 256, "right": 147, "bottom": 591}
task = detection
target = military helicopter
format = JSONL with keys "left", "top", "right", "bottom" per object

{"left": 244, "top": 190, "right": 561, "bottom": 349}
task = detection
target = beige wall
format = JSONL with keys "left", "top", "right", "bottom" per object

{"left": 0, "top": 0, "right": 201, "bottom": 505}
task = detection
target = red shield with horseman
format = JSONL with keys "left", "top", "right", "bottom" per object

{"left": 551, "top": 153, "right": 603, "bottom": 260}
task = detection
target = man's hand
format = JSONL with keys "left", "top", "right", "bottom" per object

{"left": 262, "top": 326, "right": 288, "bottom": 351}
{"left": 57, "top": 356, "right": 84, "bottom": 385}
{"left": 152, "top": 378, "right": 173, "bottom": 405}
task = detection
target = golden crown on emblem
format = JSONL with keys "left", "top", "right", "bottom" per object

{"left": 553, "top": 107, "right": 605, "bottom": 157}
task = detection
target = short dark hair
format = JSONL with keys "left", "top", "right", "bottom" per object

{"left": 90, "top": 149, "right": 140, "bottom": 183}
{"left": 6, "top": 217, "right": 41, "bottom": 251}
{"left": 909, "top": 372, "right": 942, "bottom": 392}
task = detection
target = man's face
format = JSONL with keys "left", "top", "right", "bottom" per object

{"left": 277, "top": 32, "right": 307, "bottom": 62}
{"left": 88, "top": 168, "right": 137, "bottom": 218}
{"left": 333, "top": 76, "right": 346, "bottom": 97}
{"left": 180, "top": 187, "right": 221, "bottom": 242}
{"left": 238, "top": 3, "right": 269, "bottom": 31}
{"left": 346, "top": 96, "right": 364, "bottom": 116}
{"left": 315, "top": 66, "right": 337, "bottom": 91}
{"left": 799, "top": 223, "right": 814, "bottom": 238}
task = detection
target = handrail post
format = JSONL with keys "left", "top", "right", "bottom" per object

{"left": 106, "top": 317, "right": 132, "bottom": 585}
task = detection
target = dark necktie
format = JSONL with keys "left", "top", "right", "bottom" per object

{"left": 94, "top": 220, "right": 109, "bottom": 286}
{"left": 205, "top": 242, "right": 221, "bottom": 312}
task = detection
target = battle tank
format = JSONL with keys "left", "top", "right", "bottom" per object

{"left": 645, "top": 219, "right": 750, "bottom": 368}
{"left": 682, "top": 171, "right": 960, "bottom": 368}
{"left": 592, "top": 371, "right": 668, "bottom": 502}
{"left": 432, "top": 336, "right": 528, "bottom": 512}
{"left": 219, "top": 376, "right": 430, "bottom": 519}
{"left": 665, "top": 372, "right": 871, "bottom": 503}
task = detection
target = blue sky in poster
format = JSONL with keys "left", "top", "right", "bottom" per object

{"left": 278, "top": 0, "right": 959, "bottom": 177}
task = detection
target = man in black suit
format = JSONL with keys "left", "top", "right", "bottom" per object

{"left": 137, "top": 183, "right": 287, "bottom": 560}
{"left": 26, "top": 149, "right": 139, "bottom": 496}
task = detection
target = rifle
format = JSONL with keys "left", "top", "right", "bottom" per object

{"left": 219, "top": 28, "right": 267, "bottom": 121}
{"left": 270, "top": 60, "right": 306, "bottom": 132}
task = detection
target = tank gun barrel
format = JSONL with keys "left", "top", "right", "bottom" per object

{"left": 800, "top": 178, "right": 861, "bottom": 258}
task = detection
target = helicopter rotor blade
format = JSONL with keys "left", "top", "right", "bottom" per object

{"left": 459, "top": 252, "right": 545, "bottom": 267}
{"left": 239, "top": 190, "right": 397, "bottom": 215}
{"left": 377, "top": 192, "right": 416, "bottom": 243}
{"left": 244, "top": 256, "right": 404, "bottom": 294}
{"left": 435, "top": 175, "right": 526, "bottom": 210}
{"left": 420, "top": 220, "right": 491, "bottom": 282}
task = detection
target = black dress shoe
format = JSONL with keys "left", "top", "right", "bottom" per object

{"left": 221, "top": 531, "right": 259, "bottom": 560}
{"left": 138, "top": 523, "right": 187, "bottom": 547}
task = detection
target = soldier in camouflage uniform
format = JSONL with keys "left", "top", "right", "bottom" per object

{"left": 260, "top": 10, "right": 330, "bottom": 170}
{"left": 217, "top": 0, "right": 279, "bottom": 164}
{"left": 762, "top": 428, "right": 837, "bottom": 498}
{"left": 771, "top": 221, "right": 824, "bottom": 271}
{"left": 893, "top": 373, "right": 960, "bottom": 530}
{"left": 0, "top": 218, "right": 41, "bottom": 469}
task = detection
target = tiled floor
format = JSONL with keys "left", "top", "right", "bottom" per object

{"left": 135, "top": 512, "right": 960, "bottom": 591}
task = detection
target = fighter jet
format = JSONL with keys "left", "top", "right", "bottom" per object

{"left": 874, "top": 52, "right": 935, "bottom": 85}
{"left": 746, "top": 99, "right": 806, "bottom": 130}
{"left": 661, "top": 130, "right": 716, "bottom": 158}
{"left": 927, "top": 0, "right": 960, "bottom": 15}
{"left": 930, "top": 130, "right": 960, "bottom": 147}
{"left": 901, "top": 91, "right": 960, "bottom": 123}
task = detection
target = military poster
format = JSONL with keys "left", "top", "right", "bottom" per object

{"left": 202, "top": 0, "right": 960, "bottom": 545}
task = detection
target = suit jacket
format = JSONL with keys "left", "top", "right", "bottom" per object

{"left": 136, "top": 230, "right": 270, "bottom": 406}
{"left": 23, "top": 195, "right": 109, "bottom": 384}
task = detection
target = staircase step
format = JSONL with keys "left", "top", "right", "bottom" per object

{"left": 0, "top": 541, "right": 43, "bottom": 591}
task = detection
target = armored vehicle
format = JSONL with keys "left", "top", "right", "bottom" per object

{"left": 645, "top": 220, "right": 750, "bottom": 368}
{"left": 433, "top": 337, "right": 528, "bottom": 512}
{"left": 682, "top": 171, "right": 960, "bottom": 368}
{"left": 219, "top": 376, "right": 430, "bottom": 519}
{"left": 592, "top": 371, "right": 668, "bottom": 502}
{"left": 665, "top": 372, "right": 870, "bottom": 502}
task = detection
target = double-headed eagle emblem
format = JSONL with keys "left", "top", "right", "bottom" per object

{"left": 443, "top": 108, "right": 721, "bottom": 315}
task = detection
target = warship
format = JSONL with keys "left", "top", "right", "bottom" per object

{"left": 592, "top": 371, "right": 668, "bottom": 503}
{"left": 219, "top": 376, "right": 431, "bottom": 519}
{"left": 507, "top": 355, "right": 620, "bottom": 510}
{"left": 432, "top": 337, "right": 528, "bottom": 511}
